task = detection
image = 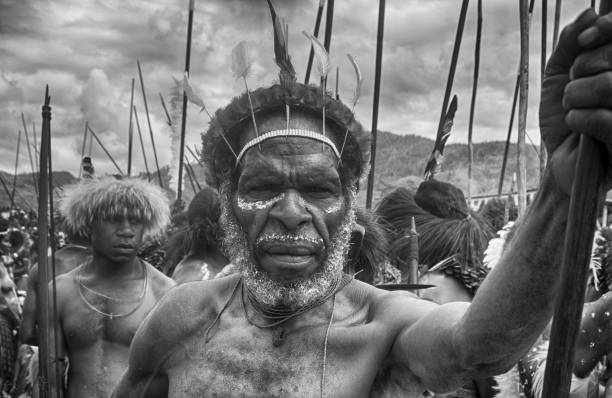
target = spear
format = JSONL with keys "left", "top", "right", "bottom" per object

{"left": 78, "top": 122, "right": 89, "bottom": 178}
{"left": 552, "top": 0, "right": 563, "bottom": 49}
{"left": 365, "top": 0, "right": 386, "bottom": 209}
{"left": 133, "top": 106, "right": 151, "bottom": 181}
{"left": 323, "top": 0, "right": 334, "bottom": 53}
{"left": 542, "top": 2, "right": 611, "bottom": 397}
{"left": 37, "top": 85, "right": 52, "bottom": 398}
{"left": 32, "top": 122, "right": 39, "bottom": 174}
{"left": 127, "top": 78, "right": 135, "bottom": 176}
{"left": 184, "top": 160, "right": 197, "bottom": 195}
{"left": 9, "top": 130, "right": 22, "bottom": 220}
{"left": 305, "top": 0, "right": 326, "bottom": 85}
{"left": 186, "top": 145, "right": 204, "bottom": 167}
{"left": 517, "top": 0, "right": 530, "bottom": 216}
{"left": 137, "top": 59, "right": 163, "bottom": 187}
{"left": 177, "top": 0, "right": 195, "bottom": 203}
{"left": 22, "top": 113, "right": 38, "bottom": 200}
{"left": 467, "top": 0, "right": 482, "bottom": 203}
{"left": 540, "top": 0, "right": 548, "bottom": 181}
{"left": 87, "top": 125, "right": 125, "bottom": 175}
{"left": 184, "top": 157, "right": 201, "bottom": 192}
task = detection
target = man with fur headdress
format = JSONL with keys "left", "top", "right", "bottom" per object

{"left": 48, "top": 177, "right": 175, "bottom": 398}
{"left": 113, "top": 7, "right": 612, "bottom": 397}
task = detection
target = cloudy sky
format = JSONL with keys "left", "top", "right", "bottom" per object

{"left": 0, "top": 0, "right": 590, "bottom": 183}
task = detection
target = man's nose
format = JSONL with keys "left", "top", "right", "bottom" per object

{"left": 116, "top": 219, "right": 136, "bottom": 237}
{"left": 269, "top": 190, "right": 311, "bottom": 231}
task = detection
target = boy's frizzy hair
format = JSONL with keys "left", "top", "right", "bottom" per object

{"left": 201, "top": 82, "right": 370, "bottom": 188}
{"left": 58, "top": 177, "right": 170, "bottom": 241}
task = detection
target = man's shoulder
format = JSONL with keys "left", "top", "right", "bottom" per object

{"left": 143, "top": 261, "right": 177, "bottom": 295}
{"left": 343, "top": 279, "right": 438, "bottom": 325}
{"left": 142, "top": 273, "right": 242, "bottom": 337}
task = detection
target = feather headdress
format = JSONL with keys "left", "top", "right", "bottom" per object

{"left": 266, "top": 0, "right": 296, "bottom": 88}
{"left": 339, "top": 54, "right": 364, "bottom": 162}
{"left": 58, "top": 177, "right": 170, "bottom": 241}
{"left": 302, "top": 31, "right": 331, "bottom": 83}
{"left": 424, "top": 95, "right": 458, "bottom": 180}
{"left": 231, "top": 41, "right": 260, "bottom": 145}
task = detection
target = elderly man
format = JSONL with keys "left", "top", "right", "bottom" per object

{"left": 113, "top": 8, "right": 612, "bottom": 397}
{"left": 49, "top": 177, "right": 176, "bottom": 397}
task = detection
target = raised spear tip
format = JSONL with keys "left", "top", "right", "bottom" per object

{"left": 44, "top": 85, "right": 50, "bottom": 105}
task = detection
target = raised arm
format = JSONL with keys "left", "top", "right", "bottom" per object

{"left": 391, "top": 8, "right": 612, "bottom": 392}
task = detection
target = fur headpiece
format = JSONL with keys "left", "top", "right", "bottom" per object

{"left": 58, "top": 177, "right": 170, "bottom": 241}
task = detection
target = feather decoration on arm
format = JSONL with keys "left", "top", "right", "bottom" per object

{"left": 338, "top": 54, "right": 364, "bottom": 164}
{"left": 266, "top": 0, "right": 296, "bottom": 88}
{"left": 231, "top": 41, "right": 260, "bottom": 146}
{"left": 423, "top": 95, "right": 458, "bottom": 180}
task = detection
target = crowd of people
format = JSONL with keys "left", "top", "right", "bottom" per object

{"left": 4, "top": 4, "right": 612, "bottom": 398}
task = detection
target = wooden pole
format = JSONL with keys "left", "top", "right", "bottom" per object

{"left": 159, "top": 93, "right": 172, "bottom": 126}
{"left": 133, "top": 106, "right": 151, "bottom": 181}
{"left": 136, "top": 59, "right": 163, "bottom": 187}
{"left": 517, "top": 0, "right": 530, "bottom": 216}
{"left": 552, "top": 0, "right": 562, "bottom": 49}
{"left": 78, "top": 122, "right": 88, "bottom": 178}
{"left": 322, "top": 0, "right": 334, "bottom": 53}
{"left": 9, "top": 130, "right": 22, "bottom": 219}
{"left": 37, "top": 85, "right": 51, "bottom": 398}
{"left": 365, "top": 0, "right": 387, "bottom": 209}
{"left": 186, "top": 145, "right": 204, "bottom": 167}
{"left": 45, "top": 108, "right": 61, "bottom": 395}
{"left": 540, "top": 0, "right": 548, "bottom": 181}
{"left": 184, "top": 157, "right": 201, "bottom": 191}
{"left": 22, "top": 113, "right": 38, "bottom": 200}
{"left": 468, "top": 0, "right": 483, "bottom": 203}
{"left": 304, "top": 0, "right": 326, "bottom": 85}
{"left": 177, "top": 0, "right": 195, "bottom": 203}
{"left": 87, "top": 126, "right": 125, "bottom": 175}
{"left": 127, "top": 78, "right": 135, "bottom": 176}
{"left": 335, "top": 66, "right": 340, "bottom": 100}
{"left": 542, "top": 3, "right": 610, "bottom": 396}
{"left": 184, "top": 160, "right": 198, "bottom": 195}
{"left": 32, "top": 122, "right": 39, "bottom": 174}
{"left": 498, "top": 0, "right": 536, "bottom": 197}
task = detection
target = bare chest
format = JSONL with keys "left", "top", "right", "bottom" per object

{"left": 61, "top": 287, "right": 155, "bottom": 350}
{"left": 164, "top": 314, "right": 427, "bottom": 397}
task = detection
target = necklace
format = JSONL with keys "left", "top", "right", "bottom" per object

{"left": 242, "top": 274, "right": 351, "bottom": 347}
{"left": 76, "top": 260, "right": 148, "bottom": 320}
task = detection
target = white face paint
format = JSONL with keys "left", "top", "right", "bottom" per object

{"left": 325, "top": 199, "right": 343, "bottom": 214}
{"left": 235, "top": 193, "right": 285, "bottom": 211}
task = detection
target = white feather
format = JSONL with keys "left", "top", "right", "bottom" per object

{"left": 302, "top": 31, "right": 330, "bottom": 78}
{"left": 346, "top": 54, "right": 363, "bottom": 106}
{"left": 231, "top": 41, "right": 252, "bottom": 80}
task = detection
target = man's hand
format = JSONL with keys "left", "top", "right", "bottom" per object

{"left": 540, "top": 8, "right": 612, "bottom": 194}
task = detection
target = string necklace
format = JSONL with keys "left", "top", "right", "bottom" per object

{"left": 242, "top": 274, "right": 351, "bottom": 347}
{"left": 77, "top": 260, "right": 148, "bottom": 320}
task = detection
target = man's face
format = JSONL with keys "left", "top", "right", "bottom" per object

{"left": 90, "top": 214, "right": 145, "bottom": 263}
{"left": 219, "top": 114, "right": 355, "bottom": 308}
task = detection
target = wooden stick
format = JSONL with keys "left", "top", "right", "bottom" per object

{"left": 552, "top": 0, "right": 562, "bottom": 49}
{"left": 78, "top": 122, "right": 89, "bottom": 178}
{"left": 184, "top": 159, "right": 198, "bottom": 195}
{"left": 517, "top": 0, "right": 530, "bottom": 216}
{"left": 323, "top": 0, "right": 334, "bottom": 53}
{"left": 137, "top": 59, "right": 163, "bottom": 187}
{"left": 184, "top": 157, "right": 201, "bottom": 191}
{"left": 335, "top": 66, "right": 340, "bottom": 100}
{"left": 159, "top": 93, "right": 172, "bottom": 126}
{"left": 365, "top": 0, "right": 387, "bottom": 209}
{"left": 32, "top": 122, "right": 39, "bottom": 174}
{"left": 87, "top": 125, "right": 125, "bottom": 175}
{"left": 37, "top": 85, "right": 52, "bottom": 398}
{"left": 186, "top": 145, "right": 204, "bottom": 167}
{"left": 542, "top": 3, "right": 610, "bottom": 396}
{"left": 134, "top": 106, "right": 151, "bottom": 181}
{"left": 468, "top": 0, "right": 482, "bottom": 204}
{"left": 128, "top": 78, "right": 135, "bottom": 176}
{"left": 177, "top": 0, "right": 195, "bottom": 203}
{"left": 540, "top": 0, "right": 548, "bottom": 181}
{"left": 22, "top": 113, "right": 38, "bottom": 201}
{"left": 9, "top": 130, "right": 22, "bottom": 219}
{"left": 304, "top": 0, "right": 326, "bottom": 85}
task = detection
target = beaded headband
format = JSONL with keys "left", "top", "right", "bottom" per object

{"left": 235, "top": 129, "right": 341, "bottom": 165}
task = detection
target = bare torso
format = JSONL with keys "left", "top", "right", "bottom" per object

{"left": 152, "top": 275, "right": 432, "bottom": 397}
{"left": 56, "top": 261, "right": 175, "bottom": 398}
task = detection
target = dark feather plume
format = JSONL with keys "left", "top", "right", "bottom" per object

{"left": 266, "top": 0, "right": 296, "bottom": 88}
{"left": 424, "top": 95, "right": 458, "bottom": 180}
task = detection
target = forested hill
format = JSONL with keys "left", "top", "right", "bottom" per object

{"left": 0, "top": 132, "right": 541, "bottom": 209}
